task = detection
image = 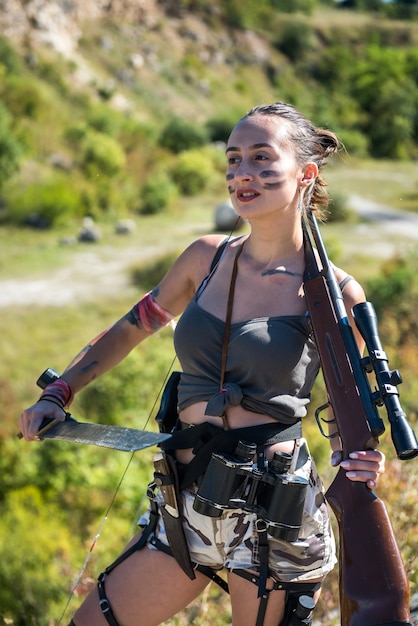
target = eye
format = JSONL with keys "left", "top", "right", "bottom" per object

{"left": 227, "top": 154, "right": 241, "bottom": 165}
{"left": 255, "top": 153, "right": 269, "bottom": 161}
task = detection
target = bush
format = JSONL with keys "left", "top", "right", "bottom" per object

{"left": 273, "top": 21, "right": 317, "bottom": 63}
{"left": 0, "top": 486, "right": 74, "bottom": 624}
{"left": 4, "top": 173, "right": 82, "bottom": 227}
{"left": 87, "top": 104, "right": 120, "bottom": 136}
{"left": 0, "top": 74, "right": 44, "bottom": 119}
{"left": 81, "top": 131, "right": 126, "bottom": 178}
{"left": 138, "top": 172, "right": 178, "bottom": 215}
{"left": 130, "top": 251, "right": 180, "bottom": 292}
{"left": 64, "top": 122, "right": 89, "bottom": 145}
{"left": 206, "top": 113, "right": 237, "bottom": 143}
{"left": 170, "top": 149, "right": 214, "bottom": 196}
{"left": 158, "top": 117, "right": 209, "bottom": 153}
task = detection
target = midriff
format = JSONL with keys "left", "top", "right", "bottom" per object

{"left": 176, "top": 401, "right": 296, "bottom": 464}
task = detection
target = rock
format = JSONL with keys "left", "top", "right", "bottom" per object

{"left": 77, "top": 216, "right": 101, "bottom": 242}
{"left": 114, "top": 218, "right": 136, "bottom": 235}
{"left": 214, "top": 200, "right": 243, "bottom": 232}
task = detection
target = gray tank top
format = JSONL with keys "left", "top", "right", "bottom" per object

{"left": 174, "top": 291, "right": 320, "bottom": 425}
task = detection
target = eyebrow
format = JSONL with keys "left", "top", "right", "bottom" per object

{"left": 225, "top": 142, "right": 274, "bottom": 153}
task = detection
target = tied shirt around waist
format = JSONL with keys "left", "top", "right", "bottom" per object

{"left": 173, "top": 298, "right": 320, "bottom": 425}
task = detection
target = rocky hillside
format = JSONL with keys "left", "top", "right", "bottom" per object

{"left": 1, "top": 0, "right": 162, "bottom": 51}
{"left": 0, "top": 0, "right": 277, "bottom": 123}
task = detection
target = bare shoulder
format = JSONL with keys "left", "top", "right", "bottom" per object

{"left": 154, "top": 234, "right": 230, "bottom": 316}
{"left": 334, "top": 266, "right": 366, "bottom": 308}
{"left": 178, "top": 234, "right": 231, "bottom": 276}
{"left": 186, "top": 233, "right": 231, "bottom": 260}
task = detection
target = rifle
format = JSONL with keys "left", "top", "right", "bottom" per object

{"left": 302, "top": 211, "right": 418, "bottom": 626}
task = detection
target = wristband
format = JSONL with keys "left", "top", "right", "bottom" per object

{"left": 39, "top": 379, "right": 74, "bottom": 409}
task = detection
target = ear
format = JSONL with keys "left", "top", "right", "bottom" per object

{"left": 301, "top": 162, "right": 318, "bottom": 186}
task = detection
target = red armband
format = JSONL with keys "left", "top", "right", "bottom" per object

{"left": 132, "top": 292, "right": 174, "bottom": 333}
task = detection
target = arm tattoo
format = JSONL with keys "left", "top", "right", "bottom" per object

{"left": 125, "top": 308, "right": 144, "bottom": 329}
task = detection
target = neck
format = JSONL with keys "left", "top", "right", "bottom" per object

{"left": 243, "top": 219, "right": 304, "bottom": 267}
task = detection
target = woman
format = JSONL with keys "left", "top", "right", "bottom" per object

{"left": 19, "top": 102, "right": 385, "bottom": 626}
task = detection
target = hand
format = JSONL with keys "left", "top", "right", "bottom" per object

{"left": 19, "top": 400, "right": 66, "bottom": 441}
{"left": 331, "top": 449, "right": 386, "bottom": 490}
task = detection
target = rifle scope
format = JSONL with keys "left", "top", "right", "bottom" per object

{"left": 352, "top": 301, "right": 418, "bottom": 460}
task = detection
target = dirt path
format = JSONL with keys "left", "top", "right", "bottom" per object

{"left": 349, "top": 193, "right": 418, "bottom": 239}
{"left": 1, "top": 199, "right": 417, "bottom": 308}
{"left": 0, "top": 245, "right": 161, "bottom": 307}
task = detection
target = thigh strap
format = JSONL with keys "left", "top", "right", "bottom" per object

{"left": 95, "top": 501, "right": 229, "bottom": 626}
{"left": 230, "top": 568, "right": 320, "bottom": 626}
{"left": 150, "top": 534, "right": 229, "bottom": 594}
{"left": 97, "top": 503, "right": 160, "bottom": 626}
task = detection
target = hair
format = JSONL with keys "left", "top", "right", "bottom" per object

{"left": 243, "top": 102, "right": 340, "bottom": 220}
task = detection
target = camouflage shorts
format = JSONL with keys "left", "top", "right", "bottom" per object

{"left": 139, "top": 439, "right": 337, "bottom": 583}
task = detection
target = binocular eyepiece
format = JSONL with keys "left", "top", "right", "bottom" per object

{"left": 193, "top": 441, "right": 308, "bottom": 543}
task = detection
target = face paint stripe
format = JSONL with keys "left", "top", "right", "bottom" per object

{"left": 260, "top": 170, "right": 281, "bottom": 178}
{"left": 262, "top": 182, "right": 282, "bottom": 190}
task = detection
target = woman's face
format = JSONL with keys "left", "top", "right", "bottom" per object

{"left": 225, "top": 115, "right": 304, "bottom": 220}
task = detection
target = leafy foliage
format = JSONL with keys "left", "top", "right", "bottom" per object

{"left": 0, "top": 487, "right": 74, "bottom": 624}
{"left": 158, "top": 117, "right": 209, "bottom": 154}
{"left": 139, "top": 171, "right": 179, "bottom": 215}
{"left": 4, "top": 173, "right": 83, "bottom": 227}
{"left": 1, "top": 4, "right": 418, "bottom": 223}
{"left": 81, "top": 131, "right": 126, "bottom": 178}
{"left": 170, "top": 148, "right": 215, "bottom": 195}
{"left": 130, "top": 250, "right": 181, "bottom": 292}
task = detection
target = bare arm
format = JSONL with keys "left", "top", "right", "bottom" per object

{"left": 19, "top": 234, "right": 227, "bottom": 440}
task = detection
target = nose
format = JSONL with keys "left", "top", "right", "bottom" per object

{"left": 232, "top": 161, "right": 254, "bottom": 181}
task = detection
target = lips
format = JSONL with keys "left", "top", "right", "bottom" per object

{"left": 236, "top": 189, "right": 260, "bottom": 202}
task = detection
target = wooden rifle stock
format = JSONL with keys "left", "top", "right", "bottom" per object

{"left": 302, "top": 212, "right": 418, "bottom": 626}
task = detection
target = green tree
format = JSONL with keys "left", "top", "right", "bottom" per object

{"left": 352, "top": 45, "right": 418, "bottom": 157}
{"left": 388, "top": 0, "right": 418, "bottom": 19}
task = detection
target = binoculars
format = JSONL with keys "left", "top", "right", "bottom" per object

{"left": 193, "top": 440, "right": 308, "bottom": 543}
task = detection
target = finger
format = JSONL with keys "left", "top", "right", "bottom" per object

{"left": 331, "top": 450, "right": 342, "bottom": 467}
{"left": 346, "top": 451, "right": 385, "bottom": 475}
{"left": 350, "top": 450, "right": 385, "bottom": 464}
{"left": 344, "top": 470, "right": 380, "bottom": 486}
{"left": 21, "top": 416, "right": 43, "bottom": 441}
